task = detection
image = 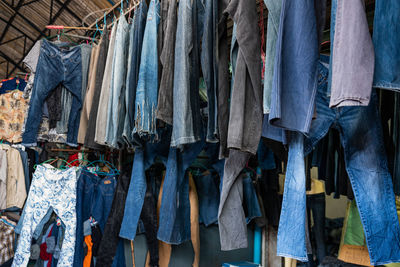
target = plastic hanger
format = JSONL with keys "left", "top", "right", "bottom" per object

{"left": 34, "top": 158, "right": 73, "bottom": 170}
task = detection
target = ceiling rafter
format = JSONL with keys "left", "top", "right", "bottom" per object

{"left": 0, "top": 0, "right": 25, "bottom": 45}
{"left": 0, "top": 35, "right": 25, "bottom": 46}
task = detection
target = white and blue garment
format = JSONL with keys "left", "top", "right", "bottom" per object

{"left": 12, "top": 165, "right": 77, "bottom": 267}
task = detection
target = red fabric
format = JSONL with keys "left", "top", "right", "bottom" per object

{"left": 259, "top": 1, "right": 266, "bottom": 80}
{"left": 67, "top": 152, "right": 80, "bottom": 166}
{"left": 40, "top": 243, "right": 51, "bottom": 261}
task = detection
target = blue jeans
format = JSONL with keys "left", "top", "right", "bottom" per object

{"left": 73, "top": 170, "right": 117, "bottom": 266}
{"left": 263, "top": 0, "right": 282, "bottom": 114}
{"left": 123, "top": 0, "right": 148, "bottom": 147}
{"left": 277, "top": 58, "right": 400, "bottom": 265}
{"left": 269, "top": 0, "right": 318, "bottom": 134}
{"left": 157, "top": 138, "right": 205, "bottom": 244}
{"left": 193, "top": 172, "right": 220, "bottom": 226}
{"left": 373, "top": 0, "right": 400, "bottom": 91}
{"left": 22, "top": 39, "right": 82, "bottom": 147}
{"left": 242, "top": 173, "right": 262, "bottom": 224}
{"left": 119, "top": 127, "right": 171, "bottom": 241}
{"left": 133, "top": 0, "right": 160, "bottom": 139}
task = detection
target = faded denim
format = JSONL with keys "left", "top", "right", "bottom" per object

{"left": 373, "top": 0, "right": 400, "bottom": 91}
{"left": 133, "top": 0, "right": 160, "bottom": 140}
{"left": 263, "top": 0, "right": 282, "bottom": 114}
{"left": 277, "top": 58, "right": 400, "bottom": 265}
{"left": 22, "top": 39, "right": 82, "bottom": 147}
{"left": 105, "top": 16, "right": 130, "bottom": 148}
{"left": 171, "top": 0, "right": 202, "bottom": 147}
{"left": 123, "top": 0, "right": 148, "bottom": 147}
{"left": 269, "top": 0, "right": 318, "bottom": 134}
{"left": 330, "top": 0, "right": 374, "bottom": 108}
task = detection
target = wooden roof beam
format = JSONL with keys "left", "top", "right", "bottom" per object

{"left": 0, "top": 0, "right": 25, "bottom": 44}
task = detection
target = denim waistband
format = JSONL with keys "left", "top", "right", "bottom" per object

{"left": 41, "top": 39, "right": 81, "bottom": 56}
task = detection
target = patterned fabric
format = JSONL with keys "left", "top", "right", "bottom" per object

{"left": 0, "top": 91, "right": 29, "bottom": 143}
{"left": 12, "top": 165, "right": 78, "bottom": 267}
{"left": 0, "top": 221, "right": 15, "bottom": 265}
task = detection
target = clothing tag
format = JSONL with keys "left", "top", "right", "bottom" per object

{"left": 56, "top": 218, "right": 61, "bottom": 226}
{"left": 104, "top": 180, "right": 111, "bottom": 185}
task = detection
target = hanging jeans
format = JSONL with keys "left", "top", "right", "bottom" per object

{"left": 133, "top": 0, "right": 160, "bottom": 139}
{"left": 157, "top": 139, "right": 205, "bottom": 244}
{"left": 12, "top": 166, "right": 78, "bottom": 267}
{"left": 73, "top": 170, "right": 122, "bottom": 267}
{"left": 373, "top": 0, "right": 400, "bottom": 91}
{"left": 22, "top": 40, "right": 82, "bottom": 147}
{"left": 96, "top": 164, "right": 132, "bottom": 266}
{"left": 277, "top": 58, "right": 400, "bottom": 265}
{"left": 120, "top": 127, "right": 171, "bottom": 241}
{"left": 171, "top": 0, "right": 202, "bottom": 147}
{"left": 123, "top": 0, "right": 148, "bottom": 147}
{"left": 105, "top": 15, "right": 130, "bottom": 149}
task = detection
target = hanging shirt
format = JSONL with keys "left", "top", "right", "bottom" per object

{"left": 0, "top": 144, "right": 26, "bottom": 209}
{"left": 0, "top": 150, "right": 7, "bottom": 210}
{"left": 0, "top": 91, "right": 29, "bottom": 143}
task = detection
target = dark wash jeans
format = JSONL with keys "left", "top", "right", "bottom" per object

{"left": 277, "top": 57, "right": 400, "bottom": 265}
{"left": 22, "top": 39, "right": 82, "bottom": 147}
{"left": 307, "top": 193, "right": 326, "bottom": 265}
{"left": 96, "top": 164, "right": 132, "bottom": 267}
{"left": 73, "top": 170, "right": 119, "bottom": 267}
{"left": 157, "top": 138, "right": 205, "bottom": 244}
{"left": 120, "top": 127, "right": 171, "bottom": 241}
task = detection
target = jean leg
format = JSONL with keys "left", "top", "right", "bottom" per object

{"left": 96, "top": 165, "right": 132, "bottom": 267}
{"left": 218, "top": 149, "right": 250, "bottom": 250}
{"left": 339, "top": 92, "right": 400, "bottom": 265}
{"left": 309, "top": 193, "right": 326, "bottom": 264}
{"left": 120, "top": 150, "right": 147, "bottom": 240}
{"left": 277, "top": 132, "right": 308, "bottom": 261}
{"left": 140, "top": 186, "right": 159, "bottom": 267}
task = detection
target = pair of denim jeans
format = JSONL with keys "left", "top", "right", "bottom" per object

{"left": 133, "top": 0, "right": 160, "bottom": 140}
{"left": 22, "top": 40, "right": 82, "bottom": 147}
{"left": 373, "top": 0, "right": 400, "bottom": 91}
{"left": 268, "top": 0, "right": 318, "bottom": 134}
{"left": 198, "top": 0, "right": 219, "bottom": 143}
{"left": 120, "top": 127, "right": 171, "bottom": 241}
{"left": 277, "top": 57, "right": 400, "bottom": 265}
{"left": 95, "top": 22, "right": 118, "bottom": 146}
{"left": 73, "top": 170, "right": 122, "bottom": 267}
{"left": 329, "top": 0, "right": 374, "bottom": 108}
{"left": 96, "top": 164, "right": 131, "bottom": 266}
{"left": 123, "top": 0, "right": 148, "bottom": 147}
{"left": 105, "top": 16, "right": 130, "bottom": 149}
{"left": 171, "top": 0, "right": 202, "bottom": 147}
{"left": 263, "top": 0, "right": 282, "bottom": 114}
{"left": 156, "top": 0, "right": 177, "bottom": 126}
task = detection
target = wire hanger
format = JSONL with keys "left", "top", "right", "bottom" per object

{"left": 34, "top": 158, "right": 73, "bottom": 170}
